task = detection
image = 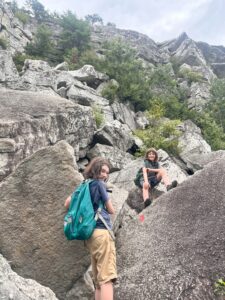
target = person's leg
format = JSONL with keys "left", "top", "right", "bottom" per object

{"left": 142, "top": 182, "right": 150, "bottom": 201}
{"left": 156, "top": 169, "right": 177, "bottom": 191}
{"left": 141, "top": 180, "right": 152, "bottom": 207}
{"left": 100, "top": 281, "right": 113, "bottom": 300}
{"left": 156, "top": 168, "right": 170, "bottom": 186}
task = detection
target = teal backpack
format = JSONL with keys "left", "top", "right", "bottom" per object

{"left": 64, "top": 179, "right": 102, "bottom": 240}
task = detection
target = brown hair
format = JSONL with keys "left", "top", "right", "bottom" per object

{"left": 83, "top": 157, "right": 110, "bottom": 179}
{"left": 145, "top": 148, "right": 158, "bottom": 161}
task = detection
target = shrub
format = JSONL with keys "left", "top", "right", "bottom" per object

{"left": 179, "top": 67, "right": 204, "bottom": 84}
{"left": 214, "top": 278, "right": 225, "bottom": 297}
{"left": 135, "top": 105, "right": 181, "bottom": 156}
{"left": 15, "top": 11, "right": 30, "bottom": 25}
{"left": 92, "top": 106, "right": 105, "bottom": 128}
{"left": 0, "top": 37, "right": 8, "bottom": 49}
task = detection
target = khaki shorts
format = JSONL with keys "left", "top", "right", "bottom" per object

{"left": 86, "top": 229, "right": 117, "bottom": 288}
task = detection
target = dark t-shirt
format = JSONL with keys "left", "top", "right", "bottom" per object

{"left": 89, "top": 179, "right": 112, "bottom": 230}
{"left": 143, "top": 159, "right": 160, "bottom": 178}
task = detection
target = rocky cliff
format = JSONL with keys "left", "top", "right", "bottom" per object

{"left": 1, "top": 2, "right": 225, "bottom": 299}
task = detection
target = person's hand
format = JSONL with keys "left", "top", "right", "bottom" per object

{"left": 143, "top": 181, "right": 149, "bottom": 189}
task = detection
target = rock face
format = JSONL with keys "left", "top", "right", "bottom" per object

{"left": 91, "top": 25, "right": 165, "bottom": 64}
{"left": 114, "top": 158, "right": 225, "bottom": 300}
{"left": 0, "top": 254, "right": 58, "bottom": 300}
{"left": 178, "top": 120, "right": 211, "bottom": 166}
{"left": 0, "top": 89, "right": 95, "bottom": 180}
{"left": 0, "top": 141, "right": 90, "bottom": 300}
{"left": 0, "top": 3, "right": 32, "bottom": 54}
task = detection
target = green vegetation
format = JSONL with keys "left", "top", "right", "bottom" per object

{"left": 7, "top": 0, "right": 225, "bottom": 152}
{"left": 214, "top": 278, "right": 225, "bottom": 297}
{"left": 15, "top": 10, "right": 30, "bottom": 24}
{"left": 179, "top": 67, "right": 204, "bottom": 84}
{"left": 85, "top": 14, "right": 103, "bottom": 25}
{"left": 0, "top": 37, "right": 8, "bottom": 49}
{"left": 93, "top": 106, "right": 105, "bottom": 128}
{"left": 135, "top": 101, "right": 181, "bottom": 155}
{"left": 97, "top": 39, "right": 152, "bottom": 110}
{"left": 25, "top": 0, "right": 50, "bottom": 22}
{"left": 59, "top": 11, "right": 90, "bottom": 54}
{"left": 25, "top": 24, "right": 55, "bottom": 63}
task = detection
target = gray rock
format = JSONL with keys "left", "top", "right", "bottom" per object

{"left": 184, "top": 150, "right": 225, "bottom": 172}
{"left": 0, "top": 3, "right": 32, "bottom": 54}
{"left": 111, "top": 101, "right": 137, "bottom": 131}
{"left": 0, "top": 254, "right": 58, "bottom": 300}
{"left": 178, "top": 120, "right": 211, "bottom": 165}
{"left": 54, "top": 61, "right": 69, "bottom": 71}
{"left": 188, "top": 81, "right": 211, "bottom": 110}
{"left": 0, "top": 89, "right": 95, "bottom": 180}
{"left": 0, "top": 141, "right": 89, "bottom": 300}
{"left": 91, "top": 25, "right": 166, "bottom": 64}
{"left": 68, "top": 64, "right": 109, "bottom": 88}
{"left": 94, "top": 120, "right": 135, "bottom": 152}
{"left": 0, "top": 50, "right": 19, "bottom": 82}
{"left": 114, "top": 158, "right": 225, "bottom": 300}
{"left": 87, "top": 143, "right": 133, "bottom": 171}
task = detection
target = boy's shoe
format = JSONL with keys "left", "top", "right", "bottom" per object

{"left": 144, "top": 198, "right": 152, "bottom": 208}
{"left": 166, "top": 180, "right": 178, "bottom": 191}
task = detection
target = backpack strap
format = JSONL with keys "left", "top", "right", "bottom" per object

{"left": 95, "top": 208, "right": 115, "bottom": 241}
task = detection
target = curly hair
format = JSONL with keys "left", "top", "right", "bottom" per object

{"left": 145, "top": 148, "right": 158, "bottom": 161}
{"left": 83, "top": 157, "right": 110, "bottom": 179}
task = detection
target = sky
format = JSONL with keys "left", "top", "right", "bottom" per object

{"left": 16, "top": 0, "right": 225, "bottom": 46}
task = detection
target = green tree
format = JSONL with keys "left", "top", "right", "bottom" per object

{"left": 85, "top": 14, "right": 103, "bottom": 25}
{"left": 195, "top": 112, "right": 225, "bottom": 150}
{"left": 99, "top": 39, "right": 152, "bottom": 110}
{"left": 208, "top": 78, "right": 225, "bottom": 131}
{"left": 135, "top": 103, "right": 181, "bottom": 155}
{"left": 25, "top": 0, "right": 49, "bottom": 22}
{"left": 59, "top": 11, "right": 90, "bottom": 54}
{"left": 25, "top": 24, "right": 54, "bottom": 61}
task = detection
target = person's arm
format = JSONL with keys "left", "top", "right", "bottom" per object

{"left": 64, "top": 195, "right": 71, "bottom": 209}
{"left": 105, "top": 199, "right": 115, "bottom": 214}
{"left": 147, "top": 168, "right": 161, "bottom": 173}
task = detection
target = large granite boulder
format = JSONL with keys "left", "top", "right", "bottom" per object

{"left": 114, "top": 158, "right": 225, "bottom": 300}
{"left": 0, "top": 141, "right": 88, "bottom": 299}
{"left": 178, "top": 120, "right": 211, "bottom": 166}
{"left": 87, "top": 143, "right": 133, "bottom": 171}
{"left": 111, "top": 101, "right": 137, "bottom": 131}
{"left": 184, "top": 150, "right": 225, "bottom": 172}
{"left": 0, "top": 254, "right": 58, "bottom": 300}
{"left": 93, "top": 120, "right": 135, "bottom": 152}
{"left": 0, "top": 89, "right": 95, "bottom": 180}
{"left": 68, "top": 64, "right": 109, "bottom": 88}
{"left": 0, "top": 50, "right": 19, "bottom": 82}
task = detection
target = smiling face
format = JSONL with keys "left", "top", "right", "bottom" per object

{"left": 147, "top": 151, "right": 156, "bottom": 161}
{"left": 99, "top": 164, "right": 109, "bottom": 181}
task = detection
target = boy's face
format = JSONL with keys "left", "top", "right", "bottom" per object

{"left": 147, "top": 151, "right": 156, "bottom": 161}
{"left": 99, "top": 164, "right": 109, "bottom": 181}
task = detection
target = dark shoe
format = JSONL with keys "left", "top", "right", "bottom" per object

{"left": 144, "top": 198, "right": 152, "bottom": 208}
{"left": 166, "top": 180, "right": 178, "bottom": 191}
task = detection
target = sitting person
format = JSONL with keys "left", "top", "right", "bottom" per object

{"left": 140, "top": 148, "right": 177, "bottom": 207}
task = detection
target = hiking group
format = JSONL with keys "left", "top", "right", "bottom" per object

{"left": 64, "top": 148, "right": 177, "bottom": 300}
